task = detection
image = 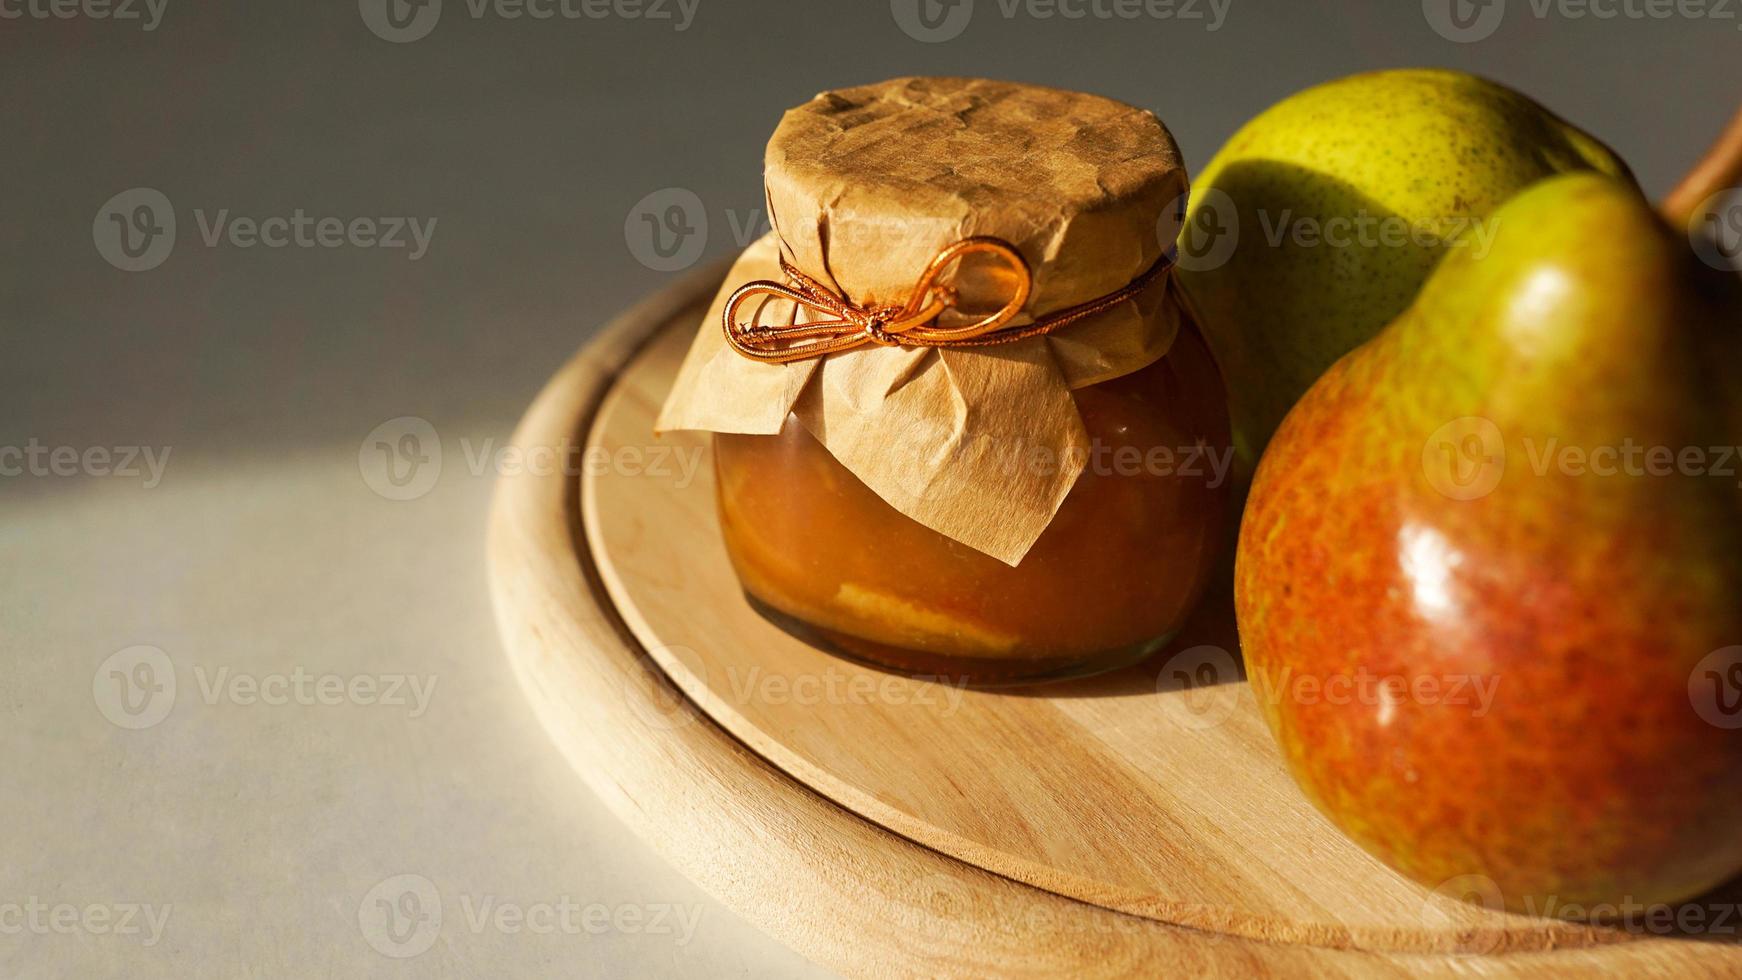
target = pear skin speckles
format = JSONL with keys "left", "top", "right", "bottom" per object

{"left": 1178, "top": 70, "right": 1633, "bottom": 477}
{"left": 1235, "top": 174, "right": 1742, "bottom": 913}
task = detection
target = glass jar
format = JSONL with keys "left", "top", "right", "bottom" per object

{"left": 713, "top": 322, "right": 1231, "bottom": 683}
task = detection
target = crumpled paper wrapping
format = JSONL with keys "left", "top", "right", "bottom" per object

{"left": 658, "top": 77, "right": 1187, "bottom": 565}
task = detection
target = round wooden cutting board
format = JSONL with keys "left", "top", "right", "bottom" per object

{"left": 487, "top": 261, "right": 1742, "bottom": 978}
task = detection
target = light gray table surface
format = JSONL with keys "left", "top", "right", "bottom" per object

{"left": 3, "top": 1, "right": 1732, "bottom": 975}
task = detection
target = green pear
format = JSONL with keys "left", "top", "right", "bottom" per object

{"left": 1176, "top": 69, "right": 1634, "bottom": 475}
{"left": 1236, "top": 172, "right": 1742, "bottom": 912}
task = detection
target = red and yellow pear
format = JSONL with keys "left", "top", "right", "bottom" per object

{"left": 1236, "top": 172, "right": 1742, "bottom": 911}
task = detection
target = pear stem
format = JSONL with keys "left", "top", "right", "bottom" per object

{"left": 1662, "top": 105, "right": 1742, "bottom": 230}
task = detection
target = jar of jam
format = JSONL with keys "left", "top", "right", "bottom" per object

{"left": 715, "top": 321, "right": 1229, "bottom": 681}
{"left": 659, "top": 77, "right": 1231, "bottom": 683}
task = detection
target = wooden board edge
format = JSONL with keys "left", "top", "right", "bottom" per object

{"left": 484, "top": 260, "right": 1742, "bottom": 979}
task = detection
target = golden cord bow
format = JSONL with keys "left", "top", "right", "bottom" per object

{"left": 722, "top": 236, "right": 1170, "bottom": 365}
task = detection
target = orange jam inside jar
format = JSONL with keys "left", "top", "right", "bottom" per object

{"left": 714, "top": 322, "right": 1231, "bottom": 683}
{"left": 660, "top": 77, "right": 1232, "bottom": 684}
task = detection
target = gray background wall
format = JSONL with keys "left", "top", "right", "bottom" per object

{"left": 2, "top": 1, "right": 1734, "bottom": 976}
{"left": 6, "top": 1, "right": 1735, "bottom": 462}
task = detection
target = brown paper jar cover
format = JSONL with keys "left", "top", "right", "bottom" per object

{"left": 657, "top": 77, "right": 1230, "bottom": 683}
{"left": 657, "top": 76, "right": 1190, "bottom": 566}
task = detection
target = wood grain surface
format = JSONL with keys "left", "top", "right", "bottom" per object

{"left": 489, "top": 261, "right": 1742, "bottom": 976}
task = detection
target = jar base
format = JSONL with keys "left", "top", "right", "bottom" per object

{"left": 740, "top": 591, "right": 1172, "bottom": 688}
